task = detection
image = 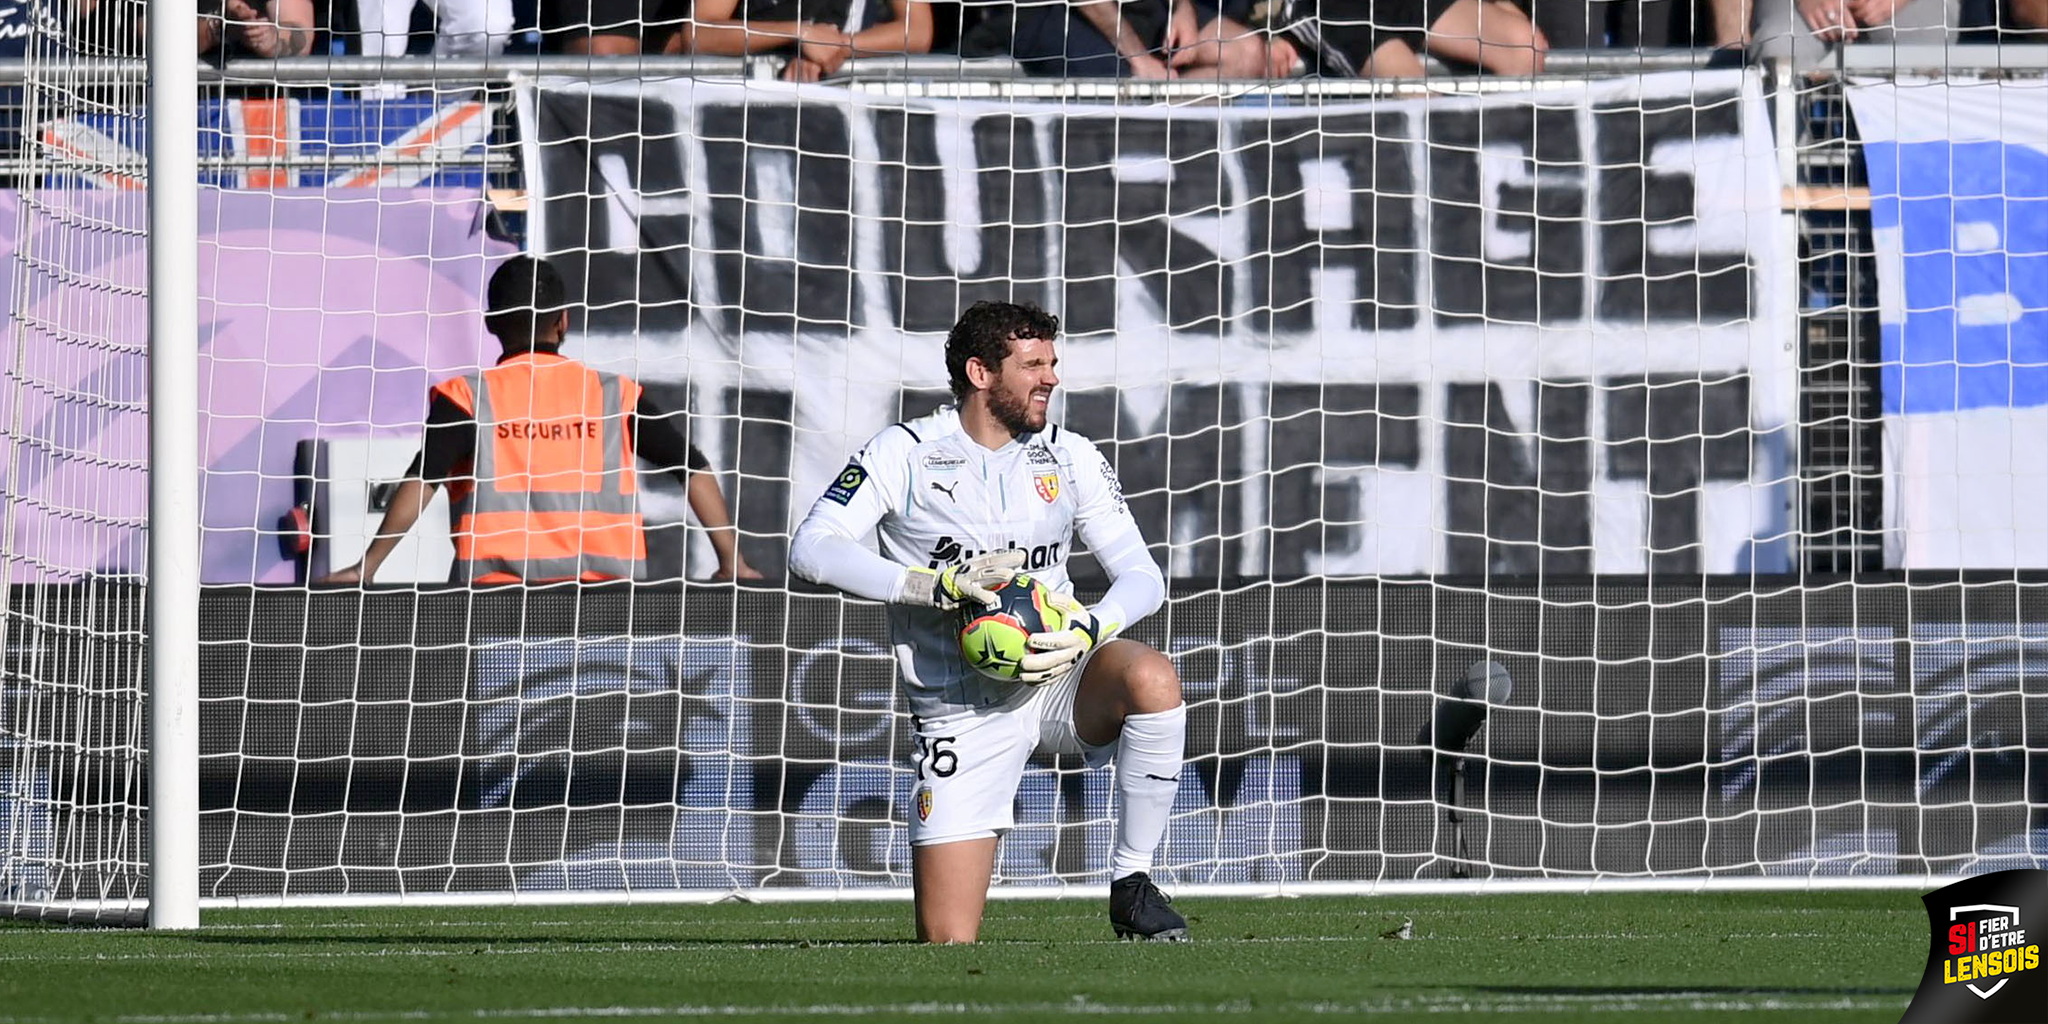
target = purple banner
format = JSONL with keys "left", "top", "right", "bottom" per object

{"left": 0, "top": 189, "right": 515, "bottom": 584}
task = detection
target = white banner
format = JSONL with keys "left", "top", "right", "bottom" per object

{"left": 1848, "top": 78, "right": 2048, "bottom": 569}
{"left": 517, "top": 72, "right": 1795, "bottom": 577}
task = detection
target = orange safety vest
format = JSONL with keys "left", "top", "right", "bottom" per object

{"left": 428, "top": 351, "right": 647, "bottom": 584}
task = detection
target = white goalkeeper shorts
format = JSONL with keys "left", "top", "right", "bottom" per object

{"left": 907, "top": 644, "right": 1119, "bottom": 847}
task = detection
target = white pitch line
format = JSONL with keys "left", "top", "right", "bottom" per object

{"left": 154, "top": 916, "right": 917, "bottom": 933}
{"left": 0, "top": 944, "right": 705, "bottom": 965}
{"left": 173, "top": 904, "right": 1916, "bottom": 930}
{"left": 0, "top": 930, "right": 1865, "bottom": 965}
{"left": 47, "top": 903, "right": 1904, "bottom": 938}
{"left": 0, "top": 993, "right": 1906, "bottom": 1024}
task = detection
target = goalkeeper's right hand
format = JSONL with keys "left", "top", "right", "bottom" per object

{"left": 899, "top": 549, "right": 1026, "bottom": 611}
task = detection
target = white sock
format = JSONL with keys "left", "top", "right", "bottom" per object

{"left": 1110, "top": 703, "right": 1186, "bottom": 880}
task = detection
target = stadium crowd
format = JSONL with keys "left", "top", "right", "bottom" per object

{"left": 4, "top": 0, "right": 2043, "bottom": 82}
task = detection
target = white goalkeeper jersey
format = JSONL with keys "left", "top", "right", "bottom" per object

{"left": 789, "top": 406, "right": 1166, "bottom": 719}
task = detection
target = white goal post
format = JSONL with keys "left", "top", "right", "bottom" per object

{"left": 147, "top": 0, "right": 203, "bottom": 932}
{"left": 5, "top": 19, "right": 2047, "bottom": 922}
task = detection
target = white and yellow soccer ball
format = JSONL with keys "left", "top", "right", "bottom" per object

{"left": 956, "top": 573, "right": 1068, "bottom": 682}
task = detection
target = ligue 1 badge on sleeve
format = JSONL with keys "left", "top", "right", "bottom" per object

{"left": 1899, "top": 869, "right": 2047, "bottom": 1023}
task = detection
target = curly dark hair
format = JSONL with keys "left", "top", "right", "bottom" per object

{"left": 945, "top": 301, "right": 1061, "bottom": 402}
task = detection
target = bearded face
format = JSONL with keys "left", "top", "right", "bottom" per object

{"left": 977, "top": 335, "right": 1059, "bottom": 436}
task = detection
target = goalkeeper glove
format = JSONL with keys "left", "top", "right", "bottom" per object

{"left": 900, "top": 549, "right": 1026, "bottom": 611}
{"left": 1019, "top": 591, "right": 1113, "bottom": 687}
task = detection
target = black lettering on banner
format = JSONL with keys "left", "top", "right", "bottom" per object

{"left": 722, "top": 387, "right": 795, "bottom": 574}
{"left": 1593, "top": 92, "right": 1753, "bottom": 323}
{"left": 1064, "top": 384, "right": 1242, "bottom": 579}
{"left": 893, "top": 387, "right": 952, "bottom": 424}
{"left": 1535, "top": 382, "right": 1595, "bottom": 571}
{"left": 528, "top": 85, "right": 1779, "bottom": 580}
{"left": 1266, "top": 384, "right": 1421, "bottom": 576}
{"left": 533, "top": 93, "right": 693, "bottom": 333}
{"left": 1443, "top": 383, "right": 1542, "bottom": 574}
{"left": 1162, "top": 383, "right": 1245, "bottom": 577}
{"left": 1240, "top": 112, "right": 1420, "bottom": 335}
{"left": 1057, "top": 119, "right": 1232, "bottom": 336}
{"left": 699, "top": 104, "right": 859, "bottom": 336}
{"left": 1438, "top": 382, "right": 1595, "bottom": 574}
{"left": 1603, "top": 374, "right": 1752, "bottom": 573}
{"left": 1428, "top": 106, "right": 1586, "bottom": 327}
{"left": 871, "top": 110, "right": 1054, "bottom": 332}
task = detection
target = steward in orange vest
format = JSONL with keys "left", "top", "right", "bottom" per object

{"left": 320, "top": 256, "right": 759, "bottom": 585}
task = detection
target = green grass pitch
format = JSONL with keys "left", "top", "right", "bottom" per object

{"left": 0, "top": 892, "right": 1922, "bottom": 1023}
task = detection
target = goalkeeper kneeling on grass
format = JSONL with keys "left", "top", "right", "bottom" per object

{"left": 789, "top": 301, "right": 1189, "bottom": 944}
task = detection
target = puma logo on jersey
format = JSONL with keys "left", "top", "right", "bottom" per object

{"left": 929, "top": 481, "right": 958, "bottom": 502}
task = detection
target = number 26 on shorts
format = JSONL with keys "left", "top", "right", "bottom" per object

{"left": 915, "top": 734, "right": 959, "bottom": 779}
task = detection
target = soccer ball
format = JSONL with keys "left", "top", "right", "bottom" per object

{"left": 958, "top": 574, "right": 1066, "bottom": 682}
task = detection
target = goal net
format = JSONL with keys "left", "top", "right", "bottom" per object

{"left": 4, "top": 15, "right": 2046, "bottom": 917}
{"left": 0, "top": 4, "right": 152, "bottom": 921}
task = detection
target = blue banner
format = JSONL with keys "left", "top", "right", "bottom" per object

{"left": 1864, "top": 138, "right": 2048, "bottom": 415}
{"left": 1849, "top": 79, "right": 2048, "bottom": 568}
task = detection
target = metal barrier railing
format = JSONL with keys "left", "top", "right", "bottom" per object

{"left": 0, "top": 49, "right": 1729, "bottom": 86}
{"left": 4, "top": 43, "right": 2040, "bottom": 89}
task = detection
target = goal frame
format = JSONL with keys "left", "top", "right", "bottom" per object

{"left": 9, "top": 47, "right": 2039, "bottom": 923}
{"left": 148, "top": 0, "right": 201, "bottom": 931}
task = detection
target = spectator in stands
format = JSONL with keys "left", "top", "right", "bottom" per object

{"left": 355, "top": 0, "right": 512, "bottom": 57}
{"left": 540, "top": 0, "right": 685, "bottom": 53}
{"left": 1706, "top": 0, "right": 1748, "bottom": 53}
{"left": 1741, "top": 0, "right": 1960, "bottom": 63}
{"left": 1012, "top": 0, "right": 1282, "bottom": 78}
{"left": 1259, "top": 0, "right": 1546, "bottom": 77}
{"left": 673, "top": 0, "right": 935, "bottom": 81}
{"left": 1528, "top": 0, "right": 1672, "bottom": 47}
{"left": 1993, "top": 0, "right": 2046, "bottom": 30}
{"left": 83, "top": 0, "right": 316, "bottom": 57}
{"left": 319, "top": 256, "right": 763, "bottom": 586}
{"left": 200, "top": 0, "right": 318, "bottom": 57}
